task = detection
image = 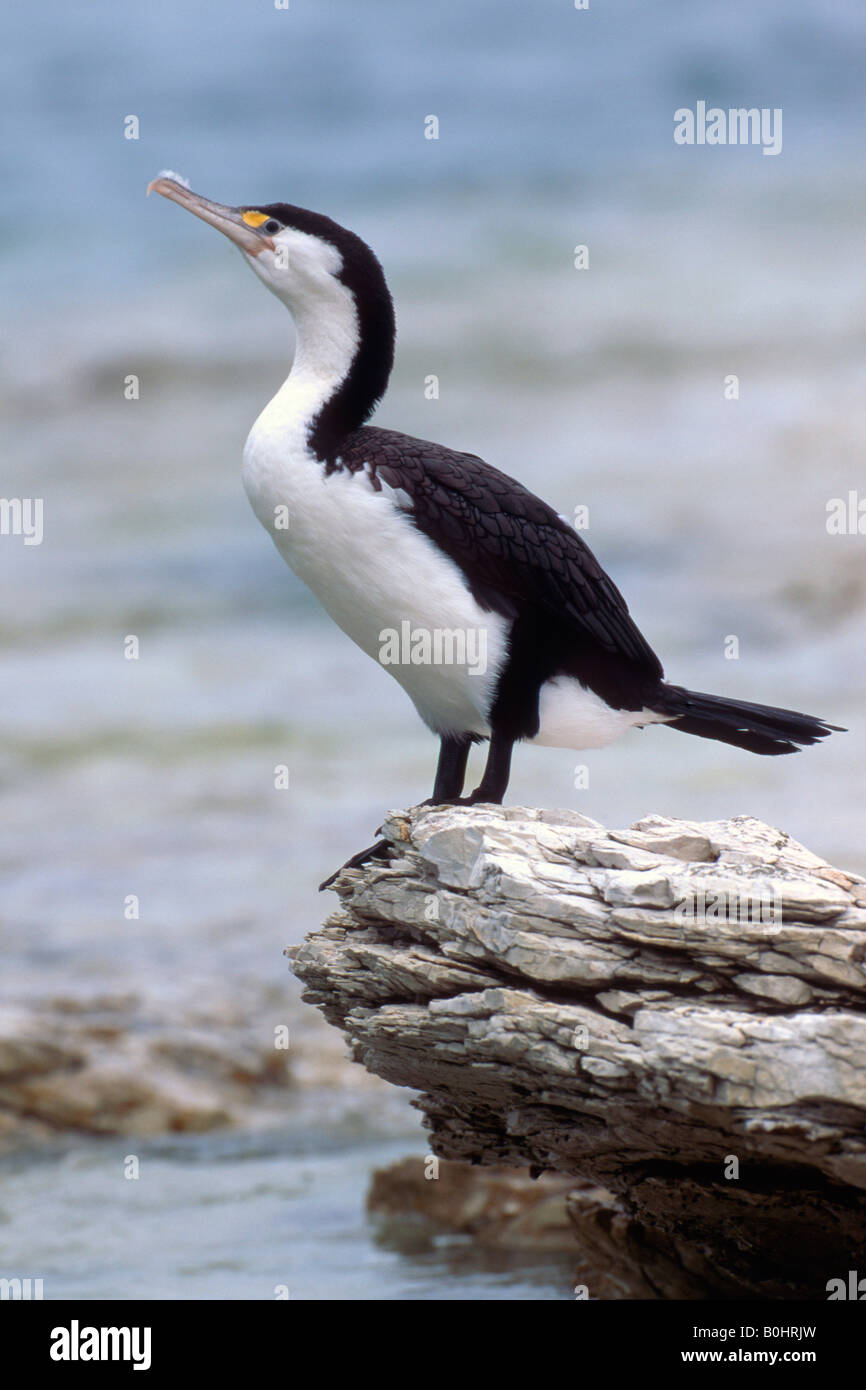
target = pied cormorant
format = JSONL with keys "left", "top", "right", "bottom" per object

{"left": 148, "top": 176, "right": 842, "bottom": 882}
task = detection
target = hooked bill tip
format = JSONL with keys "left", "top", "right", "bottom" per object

{"left": 147, "top": 169, "right": 191, "bottom": 196}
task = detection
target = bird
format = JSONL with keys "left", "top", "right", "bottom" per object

{"left": 148, "top": 175, "right": 842, "bottom": 885}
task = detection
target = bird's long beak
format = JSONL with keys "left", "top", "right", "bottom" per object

{"left": 146, "top": 177, "right": 273, "bottom": 255}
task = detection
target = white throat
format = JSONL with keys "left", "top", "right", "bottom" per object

{"left": 258, "top": 293, "right": 359, "bottom": 456}
{"left": 281, "top": 283, "right": 359, "bottom": 418}
{"left": 241, "top": 258, "right": 364, "bottom": 544}
{"left": 243, "top": 233, "right": 361, "bottom": 451}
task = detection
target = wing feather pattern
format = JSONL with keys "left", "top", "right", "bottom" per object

{"left": 336, "top": 426, "right": 663, "bottom": 681}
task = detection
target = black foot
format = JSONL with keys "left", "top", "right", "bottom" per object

{"left": 419, "top": 792, "right": 501, "bottom": 808}
{"left": 319, "top": 837, "right": 390, "bottom": 892}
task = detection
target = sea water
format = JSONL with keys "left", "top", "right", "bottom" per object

{"left": 0, "top": 0, "right": 863, "bottom": 1299}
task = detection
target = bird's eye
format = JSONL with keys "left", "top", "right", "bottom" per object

{"left": 264, "top": 220, "right": 281, "bottom": 235}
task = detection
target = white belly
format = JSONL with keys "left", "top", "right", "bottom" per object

{"left": 242, "top": 428, "right": 509, "bottom": 736}
{"left": 243, "top": 409, "right": 668, "bottom": 754}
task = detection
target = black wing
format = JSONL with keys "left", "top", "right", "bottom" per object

{"left": 337, "top": 426, "right": 663, "bottom": 680}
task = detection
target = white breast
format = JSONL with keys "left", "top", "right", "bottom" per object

{"left": 242, "top": 408, "right": 509, "bottom": 738}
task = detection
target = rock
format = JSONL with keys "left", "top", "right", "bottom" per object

{"left": 292, "top": 805, "right": 866, "bottom": 1299}
{"left": 0, "top": 984, "right": 397, "bottom": 1146}
{"left": 367, "top": 1156, "right": 577, "bottom": 1249}
{"left": 0, "top": 1008, "right": 87, "bottom": 1080}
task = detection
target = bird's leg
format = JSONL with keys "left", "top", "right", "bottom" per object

{"left": 427, "top": 732, "right": 473, "bottom": 803}
{"left": 465, "top": 728, "right": 514, "bottom": 804}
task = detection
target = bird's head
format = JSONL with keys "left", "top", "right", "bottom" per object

{"left": 147, "top": 175, "right": 395, "bottom": 454}
{"left": 147, "top": 174, "right": 392, "bottom": 329}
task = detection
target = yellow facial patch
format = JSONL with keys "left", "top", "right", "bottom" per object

{"left": 242, "top": 210, "right": 270, "bottom": 227}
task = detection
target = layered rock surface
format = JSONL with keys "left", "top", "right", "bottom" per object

{"left": 293, "top": 804, "right": 866, "bottom": 1298}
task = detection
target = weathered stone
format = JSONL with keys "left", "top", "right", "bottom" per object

{"left": 367, "top": 1156, "right": 578, "bottom": 1249}
{"left": 293, "top": 805, "right": 866, "bottom": 1299}
{"left": 0, "top": 987, "right": 396, "bottom": 1146}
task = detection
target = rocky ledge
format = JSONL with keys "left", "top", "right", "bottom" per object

{"left": 291, "top": 804, "right": 866, "bottom": 1299}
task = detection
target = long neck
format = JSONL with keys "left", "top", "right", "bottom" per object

{"left": 279, "top": 271, "right": 395, "bottom": 463}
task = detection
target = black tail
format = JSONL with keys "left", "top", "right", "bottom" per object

{"left": 658, "top": 684, "right": 844, "bottom": 756}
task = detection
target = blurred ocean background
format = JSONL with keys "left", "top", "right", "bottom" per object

{"left": 0, "top": 0, "right": 863, "bottom": 1299}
